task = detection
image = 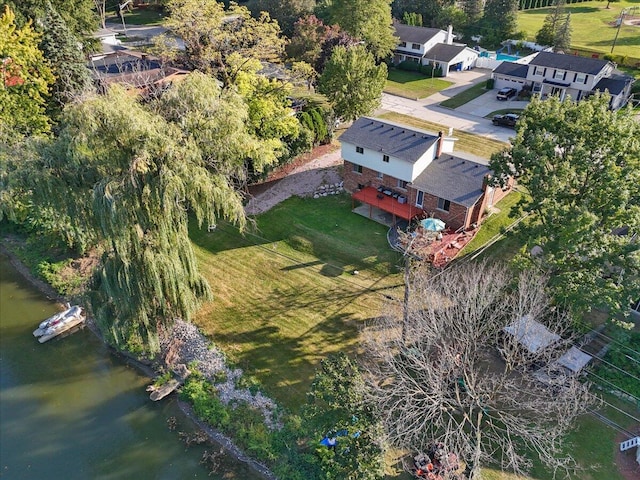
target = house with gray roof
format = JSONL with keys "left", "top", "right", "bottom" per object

{"left": 492, "top": 51, "right": 634, "bottom": 109}
{"left": 341, "top": 117, "right": 513, "bottom": 231}
{"left": 393, "top": 23, "right": 478, "bottom": 77}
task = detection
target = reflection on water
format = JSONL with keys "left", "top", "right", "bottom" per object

{"left": 0, "top": 254, "right": 254, "bottom": 479}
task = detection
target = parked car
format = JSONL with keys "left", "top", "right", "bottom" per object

{"left": 496, "top": 87, "right": 517, "bottom": 100}
{"left": 492, "top": 113, "right": 519, "bottom": 128}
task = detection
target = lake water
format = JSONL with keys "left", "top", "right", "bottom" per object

{"left": 0, "top": 254, "right": 256, "bottom": 479}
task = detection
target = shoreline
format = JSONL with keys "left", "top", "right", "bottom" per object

{"left": 0, "top": 240, "right": 277, "bottom": 480}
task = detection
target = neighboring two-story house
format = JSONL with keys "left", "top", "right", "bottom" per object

{"left": 492, "top": 51, "right": 634, "bottom": 109}
{"left": 393, "top": 23, "right": 479, "bottom": 77}
{"left": 341, "top": 117, "right": 513, "bottom": 231}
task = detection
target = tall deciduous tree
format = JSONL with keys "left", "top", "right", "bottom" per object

{"left": 480, "top": 0, "right": 519, "bottom": 45}
{"left": 0, "top": 0, "right": 98, "bottom": 40}
{"left": 158, "top": 0, "right": 285, "bottom": 86}
{"left": 303, "top": 353, "right": 385, "bottom": 480}
{"left": 319, "top": 0, "right": 397, "bottom": 61}
{"left": 0, "top": 5, "right": 53, "bottom": 139}
{"left": 363, "top": 261, "right": 595, "bottom": 479}
{"left": 39, "top": 2, "right": 93, "bottom": 118}
{"left": 318, "top": 45, "right": 386, "bottom": 122}
{"left": 248, "top": 0, "right": 316, "bottom": 37}
{"left": 489, "top": 94, "right": 640, "bottom": 319}
{"left": 11, "top": 74, "right": 279, "bottom": 353}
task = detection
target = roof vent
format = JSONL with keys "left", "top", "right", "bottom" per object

{"left": 413, "top": 133, "right": 416, "bottom": 137}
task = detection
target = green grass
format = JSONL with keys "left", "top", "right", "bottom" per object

{"left": 517, "top": 1, "right": 640, "bottom": 62}
{"left": 460, "top": 190, "right": 525, "bottom": 258}
{"left": 190, "top": 194, "right": 404, "bottom": 409}
{"left": 385, "top": 69, "right": 453, "bottom": 99}
{"left": 377, "top": 111, "right": 509, "bottom": 158}
{"left": 106, "top": 6, "right": 166, "bottom": 26}
{"left": 440, "top": 81, "right": 490, "bottom": 108}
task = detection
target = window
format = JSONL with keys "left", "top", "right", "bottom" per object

{"left": 353, "top": 164, "right": 363, "bottom": 174}
{"left": 377, "top": 171, "right": 383, "bottom": 179}
{"left": 399, "top": 41, "right": 407, "bottom": 48}
{"left": 554, "top": 69, "right": 565, "bottom": 80}
{"left": 533, "top": 66, "right": 545, "bottom": 76}
{"left": 416, "top": 191, "right": 424, "bottom": 208}
{"left": 412, "top": 43, "right": 421, "bottom": 50}
{"left": 437, "top": 197, "right": 450, "bottom": 212}
{"left": 397, "top": 179, "right": 408, "bottom": 189}
{"left": 356, "top": 146, "right": 364, "bottom": 154}
{"left": 383, "top": 154, "right": 389, "bottom": 163}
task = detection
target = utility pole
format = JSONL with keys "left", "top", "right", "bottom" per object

{"left": 611, "top": 9, "right": 626, "bottom": 53}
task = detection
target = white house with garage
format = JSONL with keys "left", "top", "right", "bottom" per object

{"left": 492, "top": 51, "right": 635, "bottom": 110}
{"left": 393, "top": 22, "right": 479, "bottom": 77}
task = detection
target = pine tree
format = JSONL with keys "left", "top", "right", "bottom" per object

{"left": 535, "top": 0, "right": 570, "bottom": 51}
{"left": 39, "top": 1, "right": 92, "bottom": 118}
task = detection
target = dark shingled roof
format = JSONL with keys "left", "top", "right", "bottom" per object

{"left": 425, "top": 43, "right": 469, "bottom": 63}
{"left": 529, "top": 52, "right": 610, "bottom": 75}
{"left": 493, "top": 61, "right": 529, "bottom": 78}
{"left": 394, "top": 23, "right": 442, "bottom": 45}
{"left": 595, "top": 75, "right": 633, "bottom": 95}
{"left": 411, "top": 155, "right": 491, "bottom": 207}
{"left": 340, "top": 117, "right": 439, "bottom": 164}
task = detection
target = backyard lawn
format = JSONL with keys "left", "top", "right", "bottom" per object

{"left": 378, "top": 111, "right": 509, "bottom": 158}
{"left": 385, "top": 69, "right": 453, "bottom": 99}
{"left": 191, "top": 194, "right": 404, "bottom": 408}
{"left": 518, "top": 1, "right": 640, "bottom": 62}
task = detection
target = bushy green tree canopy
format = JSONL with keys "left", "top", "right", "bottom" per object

{"left": 0, "top": 6, "right": 53, "bottom": 140}
{"left": 4, "top": 73, "right": 284, "bottom": 353}
{"left": 318, "top": 0, "right": 397, "bottom": 60}
{"left": 489, "top": 94, "right": 640, "bottom": 318}
{"left": 318, "top": 45, "right": 387, "bottom": 122}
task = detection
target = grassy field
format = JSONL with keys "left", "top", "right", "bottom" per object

{"left": 385, "top": 69, "right": 453, "bottom": 99}
{"left": 191, "top": 194, "right": 404, "bottom": 408}
{"left": 378, "top": 111, "right": 509, "bottom": 158}
{"left": 440, "top": 81, "right": 490, "bottom": 108}
{"left": 518, "top": 1, "right": 640, "bottom": 62}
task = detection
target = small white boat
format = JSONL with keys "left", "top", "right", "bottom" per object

{"left": 33, "top": 305, "right": 83, "bottom": 337}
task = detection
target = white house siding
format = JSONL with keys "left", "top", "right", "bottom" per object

{"left": 341, "top": 143, "right": 416, "bottom": 183}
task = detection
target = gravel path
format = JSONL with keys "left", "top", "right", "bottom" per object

{"left": 245, "top": 149, "right": 343, "bottom": 215}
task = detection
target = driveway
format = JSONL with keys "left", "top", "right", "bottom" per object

{"left": 378, "top": 69, "right": 526, "bottom": 144}
{"left": 456, "top": 90, "right": 529, "bottom": 117}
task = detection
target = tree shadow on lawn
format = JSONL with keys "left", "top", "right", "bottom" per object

{"left": 201, "top": 281, "right": 387, "bottom": 408}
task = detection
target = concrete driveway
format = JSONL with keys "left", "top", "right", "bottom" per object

{"left": 377, "top": 69, "right": 525, "bottom": 144}
{"left": 456, "top": 90, "right": 529, "bottom": 117}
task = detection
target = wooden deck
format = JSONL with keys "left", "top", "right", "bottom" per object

{"left": 352, "top": 187, "right": 424, "bottom": 221}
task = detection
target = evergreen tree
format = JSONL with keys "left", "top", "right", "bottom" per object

{"left": 402, "top": 12, "right": 423, "bottom": 26}
{"left": 535, "top": 0, "right": 570, "bottom": 51}
{"left": 39, "top": 1, "right": 92, "bottom": 118}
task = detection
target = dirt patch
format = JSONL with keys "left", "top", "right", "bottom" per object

{"left": 248, "top": 143, "right": 339, "bottom": 198}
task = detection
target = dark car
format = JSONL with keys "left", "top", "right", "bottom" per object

{"left": 492, "top": 113, "right": 519, "bottom": 128}
{"left": 496, "top": 87, "right": 517, "bottom": 100}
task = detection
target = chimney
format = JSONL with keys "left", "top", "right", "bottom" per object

{"left": 446, "top": 25, "right": 453, "bottom": 45}
{"left": 436, "top": 131, "right": 443, "bottom": 158}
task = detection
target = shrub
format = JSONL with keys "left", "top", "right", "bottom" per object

{"left": 486, "top": 78, "right": 495, "bottom": 89}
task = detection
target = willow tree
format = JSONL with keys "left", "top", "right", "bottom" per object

{"left": 22, "top": 74, "right": 268, "bottom": 353}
